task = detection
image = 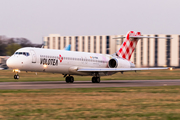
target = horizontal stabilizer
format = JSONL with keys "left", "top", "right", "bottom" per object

{"left": 78, "top": 67, "right": 168, "bottom": 72}
{"left": 113, "top": 36, "right": 172, "bottom": 39}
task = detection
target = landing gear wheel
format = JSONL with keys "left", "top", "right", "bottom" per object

{"left": 92, "top": 77, "right": 100, "bottom": 83}
{"left": 70, "top": 76, "right": 74, "bottom": 83}
{"left": 16, "top": 75, "right": 19, "bottom": 79}
{"left": 92, "top": 77, "right": 96, "bottom": 83}
{"left": 14, "top": 75, "right": 17, "bottom": 79}
{"left": 65, "top": 76, "right": 74, "bottom": 83}
{"left": 65, "top": 76, "right": 70, "bottom": 83}
{"left": 96, "top": 77, "right": 100, "bottom": 83}
{"left": 14, "top": 75, "right": 20, "bottom": 79}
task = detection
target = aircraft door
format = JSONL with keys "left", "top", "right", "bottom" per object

{"left": 30, "top": 50, "right": 36, "bottom": 63}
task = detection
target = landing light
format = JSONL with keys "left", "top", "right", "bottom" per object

{"left": 43, "top": 64, "right": 47, "bottom": 68}
{"left": 170, "top": 67, "right": 173, "bottom": 71}
{"left": 13, "top": 69, "right": 20, "bottom": 73}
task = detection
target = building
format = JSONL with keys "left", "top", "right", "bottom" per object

{"left": 43, "top": 34, "right": 180, "bottom": 68}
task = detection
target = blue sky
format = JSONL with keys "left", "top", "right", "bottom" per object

{"left": 0, "top": 0, "right": 179, "bottom": 43}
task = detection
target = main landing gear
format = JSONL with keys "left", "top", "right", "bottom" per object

{"left": 64, "top": 73, "right": 101, "bottom": 83}
{"left": 92, "top": 77, "right": 100, "bottom": 83}
{"left": 65, "top": 76, "right": 74, "bottom": 83}
{"left": 91, "top": 73, "right": 100, "bottom": 83}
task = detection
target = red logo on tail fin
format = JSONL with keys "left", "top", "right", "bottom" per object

{"left": 116, "top": 31, "right": 141, "bottom": 60}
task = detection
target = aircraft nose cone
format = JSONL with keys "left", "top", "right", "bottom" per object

{"left": 6, "top": 57, "right": 13, "bottom": 68}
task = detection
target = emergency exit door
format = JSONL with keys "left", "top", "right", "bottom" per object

{"left": 30, "top": 50, "right": 36, "bottom": 63}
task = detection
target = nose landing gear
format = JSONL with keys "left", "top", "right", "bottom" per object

{"left": 13, "top": 69, "right": 20, "bottom": 79}
{"left": 65, "top": 75, "right": 74, "bottom": 83}
{"left": 14, "top": 74, "right": 20, "bottom": 79}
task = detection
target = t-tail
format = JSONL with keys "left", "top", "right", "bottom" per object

{"left": 114, "top": 31, "right": 172, "bottom": 61}
{"left": 116, "top": 31, "right": 140, "bottom": 60}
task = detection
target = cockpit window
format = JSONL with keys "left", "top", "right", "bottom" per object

{"left": 14, "top": 52, "right": 30, "bottom": 56}
{"left": 26, "top": 52, "right": 30, "bottom": 56}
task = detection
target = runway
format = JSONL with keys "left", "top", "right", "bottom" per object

{"left": 0, "top": 80, "right": 180, "bottom": 89}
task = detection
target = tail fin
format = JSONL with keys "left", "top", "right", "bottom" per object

{"left": 64, "top": 44, "right": 71, "bottom": 51}
{"left": 116, "top": 31, "right": 141, "bottom": 60}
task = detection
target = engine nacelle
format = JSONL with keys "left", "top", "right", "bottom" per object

{"left": 108, "top": 58, "right": 133, "bottom": 68}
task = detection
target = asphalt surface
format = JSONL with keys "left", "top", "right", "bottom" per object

{"left": 0, "top": 80, "right": 180, "bottom": 89}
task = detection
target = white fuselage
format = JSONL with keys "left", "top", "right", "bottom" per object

{"left": 7, "top": 47, "right": 133, "bottom": 76}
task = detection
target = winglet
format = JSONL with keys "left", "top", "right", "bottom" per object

{"left": 64, "top": 45, "right": 71, "bottom": 51}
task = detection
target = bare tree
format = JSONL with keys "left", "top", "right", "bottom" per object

{"left": 0, "top": 36, "right": 41, "bottom": 56}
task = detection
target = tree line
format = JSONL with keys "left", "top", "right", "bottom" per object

{"left": 0, "top": 36, "right": 42, "bottom": 56}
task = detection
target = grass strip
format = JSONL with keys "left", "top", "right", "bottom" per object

{"left": 0, "top": 86, "right": 180, "bottom": 119}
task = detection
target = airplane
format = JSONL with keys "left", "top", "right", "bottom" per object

{"left": 6, "top": 31, "right": 171, "bottom": 83}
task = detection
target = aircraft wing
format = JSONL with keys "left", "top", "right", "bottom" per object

{"left": 77, "top": 67, "right": 169, "bottom": 72}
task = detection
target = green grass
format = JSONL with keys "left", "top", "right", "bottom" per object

{"left": 0, "top": 69, "right": 179, "bottom": 82}
{"left": 0, "top": 86, "right": 180, "bottom": 119}
{"left": 0, "top": 69, "right": 180, "bottom": 119}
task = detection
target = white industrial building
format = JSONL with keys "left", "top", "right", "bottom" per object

{"left": 43, "top": 34, "right": 180, "bottom": 68}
